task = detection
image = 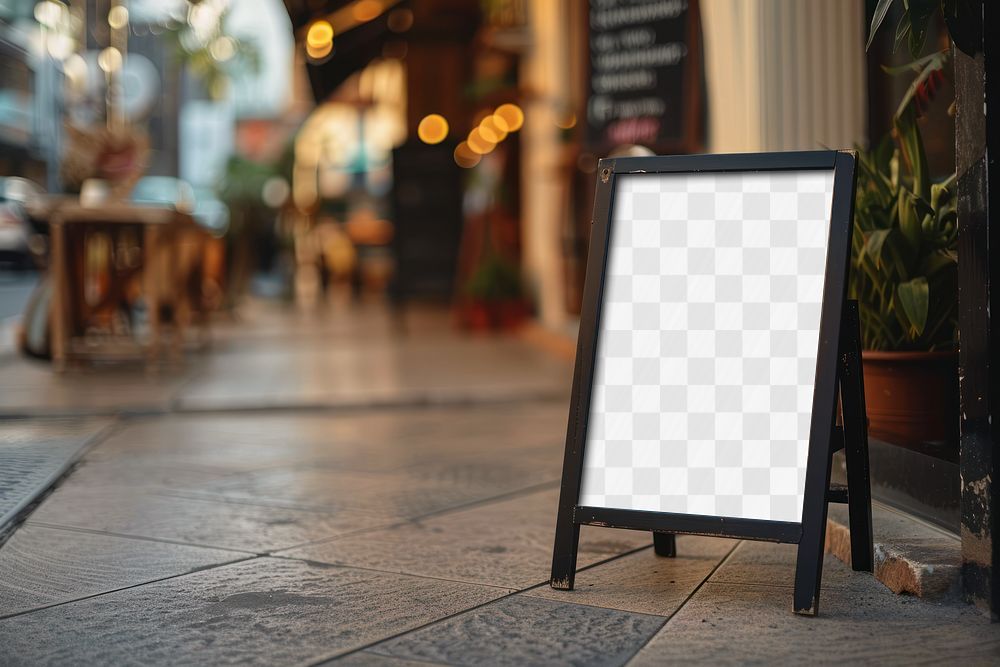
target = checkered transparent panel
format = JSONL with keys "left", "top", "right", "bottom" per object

{"left": 579, "top": 169, "right": 836, "bottom": 523}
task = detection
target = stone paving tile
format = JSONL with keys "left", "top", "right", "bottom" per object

{"left": 0, "top": 524, "right": 243, "bottom": 617}
{"left": 176, "top": 463, "right": 560, "bottom": 519}
{"left": 86, "top": 406, "right": 565, "bottom": 477}
{"left": 59, "top": 458, "right": 238, "bottom": 493}
{"left": 86, "top": 413, "right": 371, "bottom": 473}
{"left": 0, "top": 359, "right": 193, "bottom": 417}
{"left": 207, "top": 300, "right": 452, "bottom": 348}
{"left": 627, "top": 581, "right": 1000, "bottom": 666}
{"left": 0, "top": 418, "right": 113, "bottom": 528}
{"left": 364, "top": 595, "right": 664, "bottom": 667}
{"left": 174, "top": 335, "right": 571, "bottom": 412}
{"left": 0, "top": 557, "right": 508, "bottom": 666}
{"left": 331, "top": 652, "right": 449, "bottom": 666}
{"left": 708, "top": 540, "right": 879, "bottom": 592}
{"left": 525, "top": 536, "right": 738, "bottom": 616}
{"left": 29, "top": 485, "right": 389, "bottom": 553}
{"left": 281, "top": 488, "right": 650, "bottom": 589}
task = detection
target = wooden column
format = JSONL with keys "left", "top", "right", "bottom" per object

{"left": 955, "top": 2, "right": 998, "bottom": 617}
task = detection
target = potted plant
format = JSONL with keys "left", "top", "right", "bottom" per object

{"left": 458, "top": 253, "right": 529, "bottom": 331}
{"left": 855, "top": 0, "right": 980, "bottom": 449}
{"left": 851, "top": 106, "right": 958, "bottom": 447}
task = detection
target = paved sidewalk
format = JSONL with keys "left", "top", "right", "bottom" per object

{"left": 0, "top": 300, "right": 998, "bottom": 665}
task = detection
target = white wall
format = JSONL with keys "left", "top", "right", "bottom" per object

{"left": 700, "top": 0, "right": 867, "bottom": 152}
{"left": 520, "top": 0, "right": 571, "bottom": 330}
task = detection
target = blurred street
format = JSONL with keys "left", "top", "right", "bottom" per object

{"left": 1, "top": 0, "right": 998, "bottom": 662}
{"left": 0, "top": 272, "right": 37, "bottom": 321}
{"left": 1, "top": 298, "right": 998, "bottom": 665}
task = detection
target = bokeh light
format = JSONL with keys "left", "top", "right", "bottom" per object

{"left": 306, "top": 20, "right": 334, "bottom": 49}
{"left": 417, "top": 114, "right": 449, "bottom": 144}
{"left": 33, "top": 0, "right": 63, "bottom": 28}
{"left": 478, "top": 116, "right": 507, "bottom": 143}
{"left": 466, "top": 128, "right": 496, "bottom": 155}
{"left": 108, "top": 5, "right": 129, "bottom": 30}
{"left": 307, "top": 41, "right": 333, "bottom": 60}
{"left": 98, "top": 47, "right": 123, "bottom": 73}
{"left": 494, "top": 103, "right": 524, "bottom": 132}
{"left": 210, "top": 36, "right": 236, "bottom": 62}
{"left": 387, "top": 8, "right": 414, "bottom": 33}
{"left": 454, "top": 141, "right": 481, "bottom": 168}
{"left": 491, "top": 113, "right": 510, "bottom": 133}
{"left": 352, "top": 0, "right": 382, "bottom": 22}
{"left": 555, "top": 111, "right": 577, "bottom": 130}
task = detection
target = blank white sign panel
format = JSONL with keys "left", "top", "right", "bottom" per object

{"left": 580, "top": 169, "right": 836, "bottom": 523}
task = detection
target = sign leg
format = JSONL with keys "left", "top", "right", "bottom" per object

{"left": 653, "top": 532, "right": 677, "bottom": 557}
{"left": 793, "top": 430, "right": 835, "bottom": 615}
{"left": 840, "top": 300, "right": 874, "bottom": 571}
{"left": 550, "top": 516, "right": 580, "bottom": 590}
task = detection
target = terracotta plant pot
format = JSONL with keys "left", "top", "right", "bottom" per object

{"left": 861, "top": 350, "right": 959, "bottom": 447}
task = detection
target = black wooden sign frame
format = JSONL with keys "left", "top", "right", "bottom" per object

{"left": 550, "top": 150, "right": 873, "bottom": 615}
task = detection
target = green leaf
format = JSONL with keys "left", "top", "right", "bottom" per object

{"left": 862, "top": 228, "right": 893, "bottom": 267}
{"left": 897, "top": 189, "right": 923, "bottom": 251}
{"left": 930, "top": 178, "right": 953, "bottom": 209}
{"left": 918, "top": 249, "right": 957, "bottom": 277}
{"left": 894, "top": 107, "right": 930, "bottom": 200}
{"left": 867, "top": 0, "right": 898, "bottom": 51}
{"left": 897, "top": 277, "right": 930, "bottom": 336}
{"left": 893, "top": 11, "right": 912, "bottom": 54}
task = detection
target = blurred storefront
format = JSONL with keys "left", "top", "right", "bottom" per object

{"left": 281, "top": 1, "right": 870, "bottom": 329}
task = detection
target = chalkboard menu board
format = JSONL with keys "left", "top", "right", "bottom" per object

{"left": 587, "top": 0, "right": 701, "bottom": 151}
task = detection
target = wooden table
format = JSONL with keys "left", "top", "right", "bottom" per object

{"left": 47, "top": 202, "right": 210, "bottom": 371}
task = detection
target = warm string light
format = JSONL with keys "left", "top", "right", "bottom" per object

{"left": 410, "top": 105, "right": 527, "bottom": 168}
{"left": 352, "top": 0, "right": 382, "bottom": 22}
{"left": 493, "top": 103, "right": 524, "bottom": 132}
{"left": 466, "top": 127, "right": 495, "bottom": 155}
{"left": 306, "top": 20, "right": 334, "bottom": 61}
{"left": 452, "top": 103, "right": 524, "bottom": 168}
{"left": 453, "top": 142, "right": 481, "bottom": 168}
{"left": 417, "top": 114, "right": 449, "bottom": 144}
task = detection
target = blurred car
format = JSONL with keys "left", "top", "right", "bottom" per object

{"left": 0, "top": 177, "right": 46, "bottom": 270}
{"left": 130, "top": 177, "right": 229, "bottom": 237}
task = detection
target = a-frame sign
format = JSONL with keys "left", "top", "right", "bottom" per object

{"left": 550, "top": 151, "right": 873, "bottom": 615}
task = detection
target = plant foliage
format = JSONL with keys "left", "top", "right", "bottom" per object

{"left": 851, "top": 108, "right": 958, "bottom": 350}
{"left": 866, "top": 0, "right": 982, "bottom": 57}
{"left": 464, "top": 254, "right": 524, "bottom": 302}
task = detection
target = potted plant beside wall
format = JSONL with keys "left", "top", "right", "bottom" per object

{"left": 458, "top": 253, "right": 529, "bottom": 331}
{"left": 851, "top": 106, "right": 958, "bottom": 449}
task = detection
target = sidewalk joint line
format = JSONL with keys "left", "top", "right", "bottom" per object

{"left": 0, "top": 418, "right": 123, "bottom": 546}
{"left": 304, "top": 544, "right": 657, "bottom": 666}
{"left": 23, "top": 521, "right": 261, "bottom": 555}
{"left": 621, "top": 539, "right": 744, "bottom": 664}
{"left": 266, "top": 554, "right": 520, "bottom": 592}
{"left": 0, "top": 554, "right": 258, "bottom": 622}
{"left": 267, "top": 480, "right": 562, "bottom": 554}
